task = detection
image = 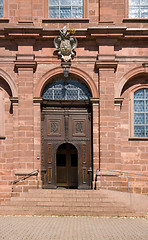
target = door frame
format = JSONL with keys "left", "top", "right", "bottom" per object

{"left": 41, "top": 100, "right": 93, "bottom": 189}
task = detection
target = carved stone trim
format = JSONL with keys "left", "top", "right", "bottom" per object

{"left": 97, "top": 54, "right": 116, "bottom": 62}
{"left": 89, "top": 98, "right": 100, "bottom": 104}
{"left": 15, "top": 61, "right": 37, "bottom": 71}
{"left": 33, "top": 97, "right": 43, "bottom": 104}
{"left": 114, "top": 98, "right": 124, "bottom": 106}
{"left": 95, "top": 61, "right": 118, "bottom": 71}
{"left": 10, "top": 97, "right": 19, "bottom": 104}
{"left": 16, "top": 54, "right": 35, "bottom": 61}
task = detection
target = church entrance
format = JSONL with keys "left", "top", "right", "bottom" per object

{"left": 41, "top": 77, "right": 92, "bottom": 189}
{"left": 56, "top": 143, "right": 78, "bottom": 188}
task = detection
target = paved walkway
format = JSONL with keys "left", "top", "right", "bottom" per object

{"left": 0, "top": 216, "right": 148, "bottom": 240}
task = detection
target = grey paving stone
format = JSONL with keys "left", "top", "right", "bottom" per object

{"left": 0, "top": 216, "right": 148, "bottom": 240}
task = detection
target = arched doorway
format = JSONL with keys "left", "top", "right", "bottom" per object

{"left": 41, "top": 76, "right": 92, "bottom": 189}
{"left": 56, "top": 143, "right": 78, "bottom": 188}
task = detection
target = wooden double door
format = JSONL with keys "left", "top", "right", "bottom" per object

{"left": 41, "top": 101, "right": 92, "bottom": 189}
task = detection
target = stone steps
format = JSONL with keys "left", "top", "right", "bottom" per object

{"left": 0, "top": 189, "right": 143, "bottom": 217}
{"left": 3, "top": 201, "right": 125, "bottom": 209}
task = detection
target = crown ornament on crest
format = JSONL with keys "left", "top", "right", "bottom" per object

{"left": 54, "top": 26, "right": 78, "bottom": 62}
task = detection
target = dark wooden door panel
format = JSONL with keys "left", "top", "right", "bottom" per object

{"left": 41, "top": 104, "right": 92, "bottom": 189}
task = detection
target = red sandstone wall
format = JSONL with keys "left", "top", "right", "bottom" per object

{"left": 1, "top": 0, "right": 148, "bottom": 28}
{"left": 0, "top": 0, "right": 148, "bottom": 199}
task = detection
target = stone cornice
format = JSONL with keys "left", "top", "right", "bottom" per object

{"left": 9, "top": 97, "right": 19, "bottom": 104}
{"left": 95, "top": 61, "right": 118, "bottom": 71}
{"left": 114, "top": 98, "right": 124, "bottom": 106}
{"left": 15, "top": 61, "right": 37, "bottom": 71}
{"left": 0, "top": 26, "right": 148, "bottom": 40}
{"left": 33, "top": 97, "right": 43, "bottom": 104}
{"left": 14, "top": 55, "right": 37, "bottom": 71}
{"left": 89, "top": 98, "right": 100, "bottom": 104}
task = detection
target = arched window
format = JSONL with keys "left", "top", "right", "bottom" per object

{"left": 134, "top": 88, "right": 148, "bottom": 137}
{"left": 0, "top": 89, "right": 4, "bottom": 137}
{"left": 42, "top": 78, "right": 91, "bottom": 100}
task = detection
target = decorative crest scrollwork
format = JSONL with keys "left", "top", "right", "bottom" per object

{"left": 54, "top": 26, "right": 77, "bottom": 62}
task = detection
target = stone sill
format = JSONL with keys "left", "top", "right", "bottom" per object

{"left": 99, "top": 21, "right": 114, "bottom": 24}
{"left": 0, "top": 136, "right": 5, "bottom": 139}
{"left": 42, "top": 18, "right": 89, "bottom": 23}
{"left": 17, "top": 20, "right": 34, "bottom": 25}
{"left": 129, "top": 137, "right": 148, "bottom": 141}
{"left": 0, "top": 18, "right": 9, "bottom": 23}
{"left": 123, "top": 18, "right": 148, "bottom": 23}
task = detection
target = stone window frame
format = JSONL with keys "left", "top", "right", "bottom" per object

{"left": 44, "top": 0, "right": 88, "bottom": 19}
{"left": 129, "top": 85, "right": 148, "bottom": 140}
{"left": 0, "top": 89, "right": 5, "bottom": 138}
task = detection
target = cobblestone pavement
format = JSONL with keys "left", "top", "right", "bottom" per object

{"left": 0, "top": 216, "right": 148, "bottom": 240}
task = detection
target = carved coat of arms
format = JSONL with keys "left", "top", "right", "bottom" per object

{"left": 54, "top": 26, "right": 78, "bottom": 62}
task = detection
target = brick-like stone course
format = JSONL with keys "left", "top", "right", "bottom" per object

{"left": 0, "top": 0, "right": 148, "bottom": 203}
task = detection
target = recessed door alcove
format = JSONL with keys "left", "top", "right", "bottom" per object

{"left": 41, "top": 76, "right": 92, "bottom": 189}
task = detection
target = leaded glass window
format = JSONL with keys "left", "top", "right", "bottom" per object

{"left": 134, "top": 88, "right": 148, "bottom": 137}
{"left": 0, "top": 0, "right": 3, "bottom": 18}
{"left": 129, "top": 0, "right": 148, "bottom": 18}
{"left": 48, "top": 0, "right": 83, "bottom": 19}
{"left": 42, "top": 78, "right": 91, "bottom": 100}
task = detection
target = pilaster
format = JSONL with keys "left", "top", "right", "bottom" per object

{"left": 14, "top": 55, "right": 36, "bottom": 173}
{"left": 95, "top": 58, "right": 118, "bottom": 170}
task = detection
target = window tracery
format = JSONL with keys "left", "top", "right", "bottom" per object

{"left": 134, "top": 88, "right": 148, "bottom": 137}
{"left": 42, "top": 78, "right": 91, "bottom": 101}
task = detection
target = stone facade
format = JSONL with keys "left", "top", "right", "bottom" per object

{"left": 1, "top": 0, "right": 148, "bottom": 200}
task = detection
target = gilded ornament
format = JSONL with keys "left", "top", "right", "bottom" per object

{"left": 54, "top": 26, "right": 77, "bottom": 62}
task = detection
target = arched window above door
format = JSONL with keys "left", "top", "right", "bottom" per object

{"left": 42, "top": 77, "right": 91, "bottom": 100}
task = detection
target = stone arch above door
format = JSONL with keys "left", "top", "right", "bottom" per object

{"left": 34, "top": 66, "right": 99, "bottom": 99}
